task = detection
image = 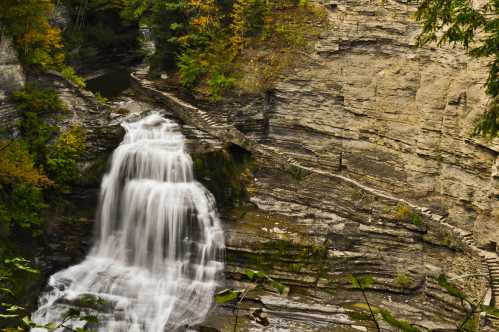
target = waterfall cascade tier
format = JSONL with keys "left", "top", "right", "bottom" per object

{"left": 32, "top": 114, "right": 225, "bottom": 332}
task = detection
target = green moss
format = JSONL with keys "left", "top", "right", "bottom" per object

{"left": 380, "top": 309, "right": 421, "bottom": 332}
{"left": 394, "top": 272, "right": 412, "bottom": 289}
{"left": 227, "top": 237, "right": 328, "bottom": 279}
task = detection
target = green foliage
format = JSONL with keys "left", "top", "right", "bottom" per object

{"left": 392, "top": 204, "right": 423, "bottom": 226}
{"left": 61, "top": 67, "right": 86, "bottom": 89}
{"left": 1, "top": 86, "right": 86, "bottom": 237}
{"left": 437, "top": 274, "right": 468, "bottom": 303}
{"left": 3, "top": 257, "right": 39, "bottom": 274}
{"left": 0, "top": 0, "right": 65, "bottom": 69}
{"left": 379, "top": 309, "right": 421, "bottom": 332}
{"left": 245, "top": 269, "right": 286, "bottom": 294}
{"left": 394, "top": 272, "right": 412, "bottom": 289}
{"left": 47, "top": 125, "right": 87, "bottom": 185}
{"left": 0, "top": 255, "right": 100, "bottom": 331}
{"left": 193, "top": 145, "right": 254, "bottom": 207}
{"left": 215, "top": 269, "right": 286, "bottom": 306}
{"left": 474, "top": 102, "right": 498, "bottom": 139}
{"left": 231, "top": 0, "right": 268, "bottom": 53}
{"left": 94, "top": 92, "right": 108, "bottom": 105}
{"left": 0, "top": 140, "right": 52, "bottom": 188}
{"left": 0, "top": 183, "right": 46, "bottom": 234}
{"left": 178, "top": 51, "right": 206, "bottom": 87}
{"left": 0, "top": 140, "right": 50, "bottom": 237}
{"left": 122, "top": 0, "right": 326, "bottom": 99}
{"left": 351, "top": 274, "right": 421, "bottom": 332}
{"left": 215, "top": 288, "right": 244, "bottom": 304}
{"left": 12, "top": 86, "right": 65, "bottom": 165}
{"left": 349, "top": 275, "right": 380, "bottom": 331}
{"left": 436, "top": 274, "right": 492, "bottom": 331}
{"left": 12, "top": 87, "right": 66, "bottom": 115}
{"left": 415, "top": 0, "right": 499, "bottom": 138}
{"left": 480, "top": 304, "right": 499, "bottom": 318}
{"left": 207, "top": 72, "right": 235, "bottom": 101}
{"left": 0, "top": 257, "right": 39, "bottom": 328}
{"left": 350, "top": 275, "right": 375, "bottom": 290}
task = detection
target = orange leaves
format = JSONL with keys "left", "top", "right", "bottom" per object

{"left": 191, "top": 16, "right": 211, "bottom": 28}
{"left": 0, "top": 140, "right": 53, "bottom": 188}
{"left": 2, "top": 0, "right": 64, "bottom": 69}
{"left": 186, "top": 0, "right": 219, "bottom": 33}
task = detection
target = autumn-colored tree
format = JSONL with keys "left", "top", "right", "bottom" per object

{"left": 47, "top": 125, "right": 87, "bottom": 185}
{"left": 0, "top": 0, "right": 64, "bottom": 69}
{"left": 0, "top": 140, "right": 52, "bottom": 188}
{"left": 230, "top": 0, "right": 268, "bottom": 54}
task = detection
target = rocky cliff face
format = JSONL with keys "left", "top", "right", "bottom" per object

{"left": 0, "top": 34, "right": 25, "bottom": 129}
{"left": 2, "top": 1, "right": 498, "bottom": 330}
{"left": 131, "top": 1, "right": 499, "bottom": 330}
{"left": 209, "top": 0, "right": 498, "bottom": 250}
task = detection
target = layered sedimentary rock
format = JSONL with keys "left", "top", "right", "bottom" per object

{"left": 130, "top": 1, "right": 499, "bottom": 329}
{"left": 206, "top": 0, "right": 498, "bottom": 250}
{"left": 0, "top": 34, "right": 25, "bottom": 128}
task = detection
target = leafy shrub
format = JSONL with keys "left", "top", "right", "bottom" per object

{"left": 61, "top": 66, "right": 86, "bottom": 89}
{"left": 47, "top": 125, "right": 87, "bottom": 185}
{"left": 178, "top": 52, "right": 206, "bottom": 87}
{"left": 231, "top": 0, "right": 268, "bottom": 53}
{"left": 12, "top": 87, "right": 66, "bottom": 115}
{"left": 0, "top": 0, "right": 65, "bottom": 69}
{"left": 0, "top": 183, "right": 46, "bottom": 233}
{"left": 0, "top": 140, "right": 52, "bottom": 188}
{"left": 122, "top": 0, "right": 326, "bottom": 99}
{"left": 207, "top": 73, "right": 235, "bottom": 101}
{"left": 94, "top": 92, "right": 108, "bottom": 105}
{"left": 394, "top": 272, "right": 411, "bottom": 289}
{"left": 393, "top": 203, "right": 423, "bottom": 226}
{"left": 1, "top": 87, "right": 86, "bottom": 237}
{"left": 0, "top": 141, "right": 50, "bottom": 237}
{"left": 12, "top": 86, "right": 66, "bottom": 164}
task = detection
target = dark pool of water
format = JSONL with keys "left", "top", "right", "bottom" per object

{"left": 86, "top": 68, "right": 131, "bottom": 99}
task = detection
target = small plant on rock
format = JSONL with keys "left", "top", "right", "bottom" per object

{"left": 394, "top": 272, "right": 412, "bottom": 290}
{"left": 215, "top": 269, "right": 286, "bottom": 332}
{"left": 393, "top": 203, "right": 423, "bottom": 226}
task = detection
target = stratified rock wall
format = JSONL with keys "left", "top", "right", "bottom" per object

{"left": 0, "top": 33, "right": 25, "bottom": 129}
{"left": 221, "top": 0, "right": 498, "bottom": 249}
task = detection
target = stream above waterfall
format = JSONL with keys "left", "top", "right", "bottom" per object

{"left": 32, "top": 113, "right": 225, "bottom": 332}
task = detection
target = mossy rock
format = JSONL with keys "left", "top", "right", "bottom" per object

{"left": 192, "top": 144, "right": 254, "bottom": 209}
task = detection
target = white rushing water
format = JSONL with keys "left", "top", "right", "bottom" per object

{"left": 32, "top": 114, "right": 225, "bottom": 331}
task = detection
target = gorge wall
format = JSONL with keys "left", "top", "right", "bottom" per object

{"left": 209, "top": 0, "right": 498, "bottom": 250}
{"left": 2, "top": 0, "right": 499, "bottom": 331}
{"left": 135, "top": 1, "right": 499, "bottom": 330}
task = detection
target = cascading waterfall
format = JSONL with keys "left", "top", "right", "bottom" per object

{"left": 32, "top": 114, "right": 225, "bottom": 331}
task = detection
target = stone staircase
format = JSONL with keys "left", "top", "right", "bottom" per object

{"left": 131, "top": 67, "right": 499, "bottom": 312}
